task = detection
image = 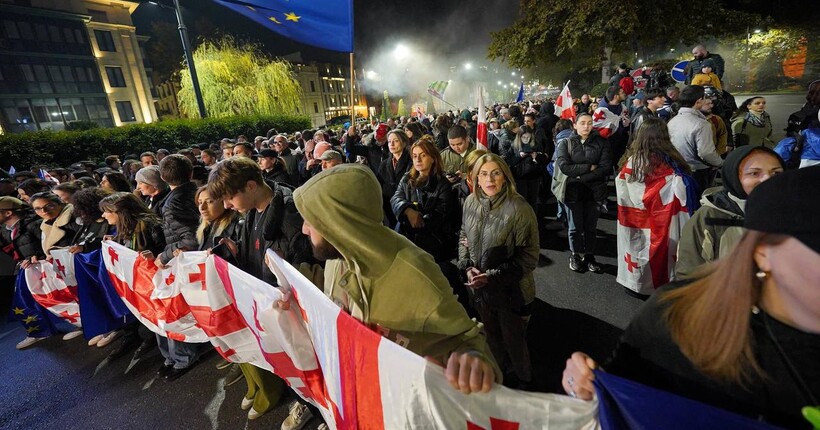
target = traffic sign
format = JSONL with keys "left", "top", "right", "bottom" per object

{"left": 671, "top": 61, "right": 689, "bottom": 83}
{"left": 631, "top": 68, "right": 650, "bottom": 89}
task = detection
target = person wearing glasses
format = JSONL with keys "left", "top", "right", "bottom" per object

{"left": 457, "top": 153, "right": 539, "bottom": 389}
{"left": 271, "top": 134, "right": 299, "bottom": 186}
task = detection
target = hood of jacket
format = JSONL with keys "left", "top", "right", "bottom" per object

{"left": 540, "top": 102, "right": 555, "bottom": 117}
{"left": 721, "top": 145, "right": 784, "bottom": 199}
{"left": 294, "top": 164, "right": 399, "bottom": 280}
{"left": 700, "top": 187, "right": 744, "bottom": 218}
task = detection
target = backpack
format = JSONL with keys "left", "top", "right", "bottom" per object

{"left": 785, "top": 105, "right": 819, "bottom": 137}
{"left": 263, "top": 181, "right": 313, "bottom": 264}
{"left": 785, "top": 134, "right": 806, "bottom": 170}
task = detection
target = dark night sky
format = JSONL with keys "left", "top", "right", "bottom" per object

{"left": 132, "top": 0, "right": 518, "bottom": 65}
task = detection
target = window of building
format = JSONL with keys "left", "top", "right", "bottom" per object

{"left": 115, "top": 101, "right": 135, "bottom": 122}
{"left": 20, "top": 64, "right": 35, "bottom": 82}
{"left": 94, "top": 30, "right": 116, "bottom": 52}
{"left": 105, "top": 66, "right": 126, "bottom": 87}
{"left": 3, "top": 20, "right": 19, "bottom": 39}
{"left": 34, "top": 23, "right": 49, "bottom": 42}
{"left": 48, "top": 25, "right": 61, "bottom": 42}
{"left": 75, "top": 66, "right": 87, "bottom": 82}
{"left": 33, "top": 65, "right": 48, "bottom": 81}
{"left": 310, "top": 81, "right": 316, "bottom": 92}
{"left": 48, "top": 65, "right": 64, "bottom": 82}
{"left": 85, "top": 98, "right": 109, "bottom": 120}
{"left": 17, "top": 22, "right": 33, "bottom": 40}
{"left": 60, "top": 66, "right": 74, "bottom": 82}
{"left": 63, "top": 28, "right": 75, "bottom": 44}
{"left": 313, "top": 102, "right": 319, "bottom": 113}
{"left": 74, "top": 29, "right": 85, "bottom": 44}
{"left": 87, "top": 9, "right": 109, "bottom": 23}
{"left": 86, "top": 67, "right": 97, "bottom": 82}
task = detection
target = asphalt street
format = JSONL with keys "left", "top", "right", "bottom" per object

{"left": 0, "top": 92, "right": 805, "bottom": 430}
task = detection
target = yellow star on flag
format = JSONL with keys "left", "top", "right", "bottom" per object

{"left": 25, "top": 326, "right": 39, "bottom": 334}
{"left": 12, "top": 307, "right": 25, "bottom": 315}
{"left": 23, "top": 315, "right": 38, "bottom": 324}
{"left": 284, "top": 12, "right": 300, "bottom": 23}
{"left": 268, "top": 16, "right": 282, "bottom": 25}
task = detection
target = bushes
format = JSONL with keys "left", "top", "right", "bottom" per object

{"left": 0, "top": 114, "right": 310, "bottom": 169}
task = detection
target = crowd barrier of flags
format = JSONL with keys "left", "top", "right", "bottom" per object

{"left": 7, "top": 242, "right": 789, "bottom": 429}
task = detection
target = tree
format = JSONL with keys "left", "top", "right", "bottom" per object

{"left": 397, "top": 99, "right": 407, "bottom": 117}
{"left": 144, "top": 18, "right": 218, "bottom": 84}
{"left": 488, "top": 0, "right": 758, "bottom": 84}
{"left": 381, "top": 91, "right": 391, "bottom": 120}
{"left": 177, "top": 37, "right": 302, "bottom": 118}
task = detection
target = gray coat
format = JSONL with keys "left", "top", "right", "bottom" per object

{"left": 668, "top": 107, "right": 723, "bottom": 171}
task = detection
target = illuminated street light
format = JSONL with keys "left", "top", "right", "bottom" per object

{"left": 754, "top": 29, "right": 762, "bottom": 34}
{"left": 464, "top": 63, "right": 472, "bottom": 70}
{"left": 497, "top": 81, "right": 502, "bottom": 85}
{"left": 511, "top": 72, "right": 516, "bottom": 76}
{"left": 393, "top": 44, "right": 410, "bottom": 60}
{"left": 365, "top": 70, "right": 378, "bottom": 80}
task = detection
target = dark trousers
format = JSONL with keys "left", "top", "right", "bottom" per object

{"left": 693, "top": 168, "right": 716, "bottom": 198}
{"left": 566, "top": 200, "right": 600, "bottom": 255}
{"left": 474, "top": 301, "right": 531, "bottom": 383}
{"left": 516, "top": 178, "right": 541, "bottom": 211}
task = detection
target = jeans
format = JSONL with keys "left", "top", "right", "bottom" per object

{"left": 566, "top": 200, "right": 600, "bottom": 254}
{"left": 156, "top": 334, "right": 209, "bottom": 369}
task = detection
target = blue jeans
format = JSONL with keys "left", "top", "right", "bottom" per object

{"left": 565, "top": 200, "right": 600, "bottom": 254}
{"left": 156, "top": 334, "right": 209, "bottom": 369}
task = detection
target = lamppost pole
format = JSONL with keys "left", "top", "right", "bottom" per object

{"left": 171, "top": 0, "right": 207, "bottom": 118}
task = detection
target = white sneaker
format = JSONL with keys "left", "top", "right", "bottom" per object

{"left": 88, "top": 334, "right": 105, "bottom": 346}
{"left": 16, "top": 336, "right": 45, "bottom": 350}
{"left": 248, "top": 406, "right": 264, "bottom": 420}
{"left": 317, "top": 424, "right": 329, "bottom": 430}
{"left": 62, "top": 330, "right": 83, "bottom": 341}
{"left": 240, "top": 396, "right": 254, "bottom": 411}
{"left": 96, "top": 330, "right": 121, "bottom": 348}
{"left": 281, "top": 402, "right": 313, "bottom": 430}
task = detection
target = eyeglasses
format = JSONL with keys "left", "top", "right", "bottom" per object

{"left": 33, "top": 203, "right": 55, "bottom": 213}
{"left": 478, "top": 170, "right": 504, "bottom": 179}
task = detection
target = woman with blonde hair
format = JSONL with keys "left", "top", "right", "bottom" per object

{"left": 458, "top": 153, "right": 539, "bottom": 389}
{"left": 562, "top": 166, "right": 820, "bottom": 429}
{"left": 194, "top": 186, "right": 241, "bottom": 253}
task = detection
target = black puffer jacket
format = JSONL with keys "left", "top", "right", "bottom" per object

{"left": 70, "top": 219, "right": 110, "bottom": 252}
{"left": 158, "top": 181, "right": 200, "bottom": 264}
{"left": 344, "top": 133, "right": 390, "bottom": 176}
{"left": 144, "top": 187, "right": 170, "bottom": 218}
{"left": 0, "top": 212, "right": 44, "bottom": 262}
{"left": 378, "top": 150, "right": 412, "bottom": 201}
{"left": 391, "top": 173, "right": 461, "bottom": 262}
{"left": 555, "top": 131, "right": 613, "bottom": 202}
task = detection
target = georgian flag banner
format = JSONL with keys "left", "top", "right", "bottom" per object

{"left": 615, "top": 159, "right": 691, "bottom": 295}
{"left": 555, "top": 82, "right": 575, "bottom": 120}
{"left": 25, "top": 248, "right": 82, "bottom": 328}
{"left": 591, "top": 107, "right": 620, "bottom": 138}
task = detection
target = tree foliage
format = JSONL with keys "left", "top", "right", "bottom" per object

{"left": 397, "top": 99, "right": 407, "bottom": 117}
{"left": 488, "top": 0, "right": 759, "bottom": 83}
{"left": 178, "top": 37, "right": 302, "bottom": 119}
{"left": 144, "top": 19, "right": 218, "bottom": 84}
{"left": 381, "top": 90, "right": 391, "bottom": 120}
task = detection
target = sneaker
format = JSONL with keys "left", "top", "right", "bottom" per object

{"left": 584, "top": 255, "right": 602, "bottom": 273}
{"left": 62, "top": 330, "right": 83, "bottom": 341}
{"left": 16, "top": 336, "right": 45, "bottom": 350}
{"left": 223, "top": 364, "right": 244, "bottom": 388}
{"left": 215, "top": 358, "right": 232, "bottom": 370}
{"left": 281, "top": 402, "right": 313, "bottom": 430}
{"left": 568, "top": 254, "right": 584, "bottom": 272}
{"left": 96, "top": 330, "right": 121, "bottom": 348}
{"left": 87, "top": 334, "right": 105, "bottom": 346}
{"left": 107, "top": 333, "right": 141, "bottom": 361}
{"left": 248, "top": 406, "right": 265, "bottom": 420}
{"left": 240, "top": 395, "right": 255, "bottom": 411}
{"left": 317, "top": 424, "right": 329, "bottom": 430}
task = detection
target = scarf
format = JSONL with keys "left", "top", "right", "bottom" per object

{"left": 745, "top": 111, "right": 770, "bottom": 128}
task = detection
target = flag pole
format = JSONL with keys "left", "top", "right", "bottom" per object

{"left": 349, "top": 52, "right": 355, "bottom": 124}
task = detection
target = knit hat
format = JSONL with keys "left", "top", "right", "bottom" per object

{"left": 375, "top": 124, "right": 390, "bottom": 140}
{"left": 0, "top": 196, "right": 25, "bottom": 211}
{"left": 701, "top": 59, "right": 716, "bottom": 70}
{"left": 744, "top": 165, "right": 820, "bottom": 254}
{"left": 135, "top": 165, "right": 165, "bottom": 188}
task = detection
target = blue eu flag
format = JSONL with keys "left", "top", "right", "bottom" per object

{"left": 212, "top": 0, "right": 354, "bottom": 52}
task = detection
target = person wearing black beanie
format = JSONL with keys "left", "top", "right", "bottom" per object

{"left": 676, "top": 145, "right": 784, "bottom": 278}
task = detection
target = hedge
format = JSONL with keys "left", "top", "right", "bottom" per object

{"left": 0, "top": 114, "right": 311, "bottom": 170}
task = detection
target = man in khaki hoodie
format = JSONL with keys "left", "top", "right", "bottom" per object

{"left": 293, "top": 163, "right": 500, "bottom": 390}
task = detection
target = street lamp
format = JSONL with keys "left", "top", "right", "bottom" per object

{"left": 393, "top": 44, "right": 410, "bottom": 60}
{"left": 365, "top": 70, "right": 378, "bottom": 80}
{"left": 148, "top": 0, "right": 207, "bottom": 118}
{"left": 511, "top": 72, "right": 516, "bottom": 76}
{"left": 464, "top": 63, "right": 472, "bottom": 70}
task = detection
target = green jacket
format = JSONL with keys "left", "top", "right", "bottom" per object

{"left": 731, "top": 113, "right": 773, "bottom": 149}
{"left": 675, "top": 187, "right": 745, "bottom": 278}
{"left": 293, "top": 164, "right": 500, "bottom": 380}
{"left": 440, "top": 141, "right": 476, "bottom": 176}
{"left": 458, "top": 186, "right": 539, "bottom": 309}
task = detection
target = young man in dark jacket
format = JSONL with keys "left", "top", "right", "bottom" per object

{"left": 150, "top": 154, "right": 208, "bottom": 381}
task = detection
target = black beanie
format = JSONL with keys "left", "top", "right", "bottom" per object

{"left": 745, "top": 165, "right": 820, "bottom": 254}
{"left": 721, "top": 145, "right": 784, "bottom": 199}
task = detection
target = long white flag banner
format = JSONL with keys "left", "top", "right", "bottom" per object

{"left": 99, "top": 241, "right": 598, "bottom": 429}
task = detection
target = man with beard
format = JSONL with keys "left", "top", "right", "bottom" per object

{"left": 685, "top": 44, "right": 726, "bottom": 85}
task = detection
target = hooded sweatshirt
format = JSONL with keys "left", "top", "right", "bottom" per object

{"left": 293, "top": 164, "right": 500, "bottom": 378}
{"left": 676, "top": 146, "right": 784, "bottom": 278}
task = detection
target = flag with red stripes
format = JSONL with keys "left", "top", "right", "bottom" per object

{"left": 24, "top": 248, "right": 81, "bottom": 327}
{"left": 555, "top": 82, "right": 575, "bottom": 120}
{"left": 615, "top": 159, "right": 691, "bottom": 295}
{"left": 592, "top": 107, "right": 620, "bottom": 138}
{"left": 102, "top": 241, "right": 209, "bottom": 342}
{"left": 476, "top": 86, "right": 488, "bottom": 151}
{"left": 265, "top": 250, "right": 599, "bottom": 430}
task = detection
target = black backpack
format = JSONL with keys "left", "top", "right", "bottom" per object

{"left": 785, "top": 134, "right": 806, "bottom": 170}
{"left": 785, "top": 105, "right": 819, "bottom": 137}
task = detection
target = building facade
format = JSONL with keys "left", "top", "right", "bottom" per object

{"left": 0, "top": 0, "right": 156, "bottom": 134}
{"left": 154, "top": 78, "right": 182, "bottom": 119}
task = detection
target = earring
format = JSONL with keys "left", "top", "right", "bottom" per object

{"left": 755, "top": 270, "right": 769, "bottom": 280}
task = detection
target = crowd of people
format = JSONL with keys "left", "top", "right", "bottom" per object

{"left": 1, "top": 43, "right": 819, "bottom": 429}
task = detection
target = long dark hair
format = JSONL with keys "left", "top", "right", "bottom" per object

{"left": 103, "top": 172, "right": 133, "bottom": 192}
{"left": 99, "top": 192, "right": 160, "bottom": 240}
{"left": 622, "top": 118, "right": 691, "bottom": 181}
{"left": 408, "top": 136, "right": 444, "bottom": 187}
{"left": 71, "top": 187, "right": 111, "bottom": 224}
